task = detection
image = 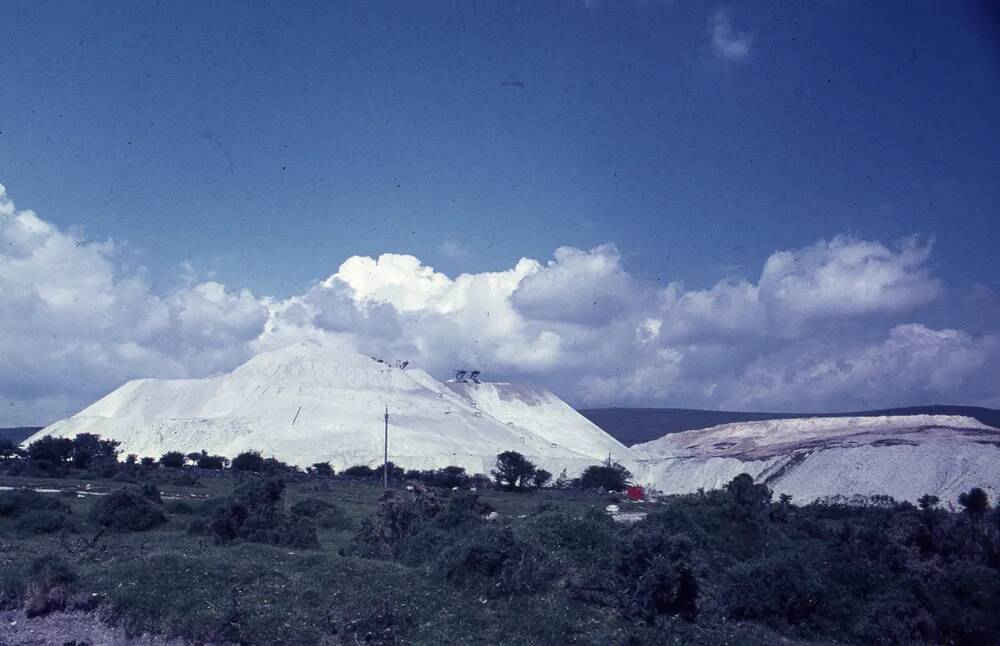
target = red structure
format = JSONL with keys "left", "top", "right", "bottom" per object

{"left": 626, "top": 485, "right": 644, "bottom": 501}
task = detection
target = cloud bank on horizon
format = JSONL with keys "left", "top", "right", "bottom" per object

{"left": 1, "top": 182, "right": 997, "bottom": 426}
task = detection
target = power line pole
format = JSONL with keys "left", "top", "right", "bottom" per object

{"left": 383, "top": 405, "right": 390, "bottom": 490}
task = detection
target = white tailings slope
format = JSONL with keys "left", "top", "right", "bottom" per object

{"left": 633, "top": 415, "right": 1000, "bottom": 504}
{"left": 26, "top": 340, "right": 630, "bottom": 476}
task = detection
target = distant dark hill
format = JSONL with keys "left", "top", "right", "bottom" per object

{"left": 0, "top": 427, "right": 41, "bottom": 444}
{"left": 579, "top": 405, "right": 1000, "bottom": 447}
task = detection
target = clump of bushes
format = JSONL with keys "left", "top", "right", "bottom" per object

{"left": 0, "top": 489, "right": 74, "bottom": 534}
{"left": 199, "top": 478, "right": 319, "bottom": 549}
{"left": 89, "top": 488, "right": 166, "bottom": 531}
{"left": 435, "top": 524, "right": 552, "bottom": 593}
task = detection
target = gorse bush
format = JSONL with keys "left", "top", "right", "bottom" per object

{"left": 205, "top": 477, "right": 320, "bottom": 549}
{"left": 89, "top": 488, "right": 166, "bottom": 532}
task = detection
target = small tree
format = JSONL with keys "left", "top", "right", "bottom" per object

{"left": 27, "top": 436, "right": 74, "bottom": 471}
{"left": 532, "top": 469, "right": 552, "bottom": 489}
{"left": 231, "top": 450, "right": 265, "bottom": 473}
{"left": 140, "top": 456, "right": 156, "bottom": 467}
{"left": 725, "top": 473, "right": 772, "bottom": 510}
{"left": 71, "top": 433, "right": 120, "bottom": 470}
{"left": 576, "top": 463, "right": 631, "bottom": 492}
{"left": 159, "top": 451, "right": 186, "bottom": 469}
{"left": 958, "top": 487, "right": 990, "bottom": 535}
{"left": 492, "top": 451, "right": 536, "bottom": 491}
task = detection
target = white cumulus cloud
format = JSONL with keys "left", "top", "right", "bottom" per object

{"left": 0, "top": 181, "right": 996, "bottom": 424}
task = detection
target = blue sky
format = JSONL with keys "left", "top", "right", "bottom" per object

{"left": 1, "top": 1, "right": 999, "bottom": 424}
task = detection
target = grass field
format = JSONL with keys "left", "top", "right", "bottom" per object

{"left": 2, "top": 467, "right": 999, "bottom": 645}
{"left": 0, "top": 472, "right": 693, "bottom": 645}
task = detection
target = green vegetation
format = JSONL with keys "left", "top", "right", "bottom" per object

{"left": 2, "top": 436, "right": 1000, "bottom": 644}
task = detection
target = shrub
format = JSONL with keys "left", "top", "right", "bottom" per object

{"left": 26, "top": 436, "right": 74, "bottom": 471}
{"left": 436, "top": 524, "right": 552, "bottom": 593}
{"left": 70, "top": 433, "right": 120, "bottom": 470}
{"left": 532, "top": 469, "right": 552, "bottom": 488}
{"left": 89, "top": 488, "right": 167, "bottom": 532}
{"left": 724, "top": 555, "right": 824, "bottom": 627}
{"left": 342, "top": 464, "right": 375, "bottom": 478}
{"left": 420, "top": 465, "right": 469, "bottom": 489}
{"left": 236, "top": 510, "right": 319, "bottom": 548}
{"left": 575, "top": 463, "right": 632, "bottom": 492}
{"left": 309, "top": 462, "right": 334, "bottom": 477}
{"left": 231, "top": 450, "right": 265, "bottom": 472}
{"left": 140, "top": 456, "right": 157, "bottom": 467}
{"left": 17, "top": 509, "right": 70, "bottom": 534}
{"left": 0, "top": 489, "right": 70, "bottom": 518}
{"left": 159, "top": 451, "right": 185, "bottom": 468}
{"left": 613, "top": 524, "right": 698, "bottom": 622}
{"left": 492, "top": 451, "right": 536, "bottom": 491}
{"left": 290, "top": 497, "right": 352, "bottom": 530}
{"left": 350, "top": 488, "right": 444, "bottom": 559}
{"left": 197, "top": 453, "right": 227, "bottom": 470}
{"left": 207, "top": 478, "right": 320, "bottom": 548}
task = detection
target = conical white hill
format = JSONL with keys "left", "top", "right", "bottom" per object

{"left": 27, "top": 339, "right": 624, "bottom": 476}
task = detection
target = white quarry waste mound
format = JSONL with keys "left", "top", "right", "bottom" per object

{"left": 633, "top": 415, "right": 1000, "bottom": 504}
{"left": 445, "top": 381, "right": 632, "bottom": 463}
{"left": 26, "top": 340, "right": 623, "bottom": 476}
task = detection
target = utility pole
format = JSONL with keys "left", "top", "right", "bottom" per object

{"left": 383, "top": 405, "right": 390, "bottom": 490}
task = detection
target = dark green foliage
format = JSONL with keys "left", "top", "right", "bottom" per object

{"left": 17, "top": 509, "right": 71, "bottom": 534}
{"left": 0, "top": 437, "right": 25, "bottom": 459}
{"left": 164, "top": 500, "right": 194, "bottom": 515}
{"left": 71, "top": 432, "right": 120, "bottom": 469}
{"left": 372, "top": 461, "right": 404, "bottom": 481}
{"left": 308, "top": 461, "right": 334, "bottom": 477}
{"left": 417, "top": 465, "right": 469, "bottom": 488}
{"left": 207, "top": 478, "right": 319, "bottom": 549}
{"left": 140, "top": 456, "right": 157, "bottom": 467}
{"left": 341, "top": 464, "right": 375, "bottom": 478}
{"left": 29, "top": 554, "right": 77, "bottom": 586}
{"left": 532, "top": 468, "right": 552, "bottom": 488}
{"left": 26, "top": 436, "right": 74, "bottom": 471}
{"left": 574, "top": 463, "right": 631, "bottom": 492}
{"left": 726, "top": 472, "right": 772, "bottom": 509}
{"left": 197, "top": 453, "right": 227, "bottom": 470}
{"left": 140, "top": 483, "right": 163, "bottom": 504}
{"left": 290, "top": 497, "right": 352, "bottom": 530}
{"left": 492, "top": 451, "right": 536, "bottom": 491}
{"left": 958, "top": 487, "right": 989, "bottom": 520}
{"left": 614, "top": 525, "right": 698, "bottom": 622}
{"left": 436, "top": 524, "right": 552, "bottom": 593}
{"left": 159, "top": 451, "right": 185, "bottom": 468}
{"left": 89, "top": 488, "right": 167, "bottom": 532}
{"left": 231, "top": 450, "right": 265, "bottom": 472}
{"left": 0, "top": 488, "right": 70, "bottom": 518}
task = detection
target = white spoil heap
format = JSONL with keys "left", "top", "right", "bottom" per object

{"left": 631, "top": 415, "right": 1000, "bottom": 504}
{"left": 26, "top": 339, "right": 634, "bottom": 476}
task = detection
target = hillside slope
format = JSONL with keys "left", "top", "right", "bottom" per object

{"left": 632, "top": 415, "right": 1000, "bottom": 503}
{"left": 581, "top": 405, "right": 1000, "bottom": 446}
{"left": 26, "top": 340, "right": 629, "bottom": 476}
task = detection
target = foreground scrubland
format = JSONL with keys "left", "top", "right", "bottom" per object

{"left": 1, "top": 438, "right": 999, "bottom": 645}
